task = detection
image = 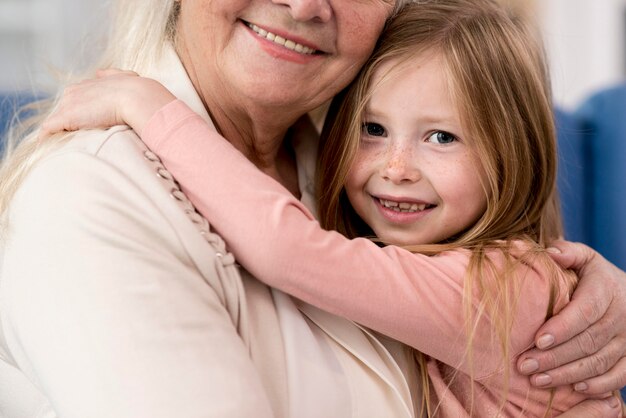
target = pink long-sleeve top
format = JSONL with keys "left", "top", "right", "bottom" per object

{"left": 141, "top": 100, "right": 586, "bottom": 417}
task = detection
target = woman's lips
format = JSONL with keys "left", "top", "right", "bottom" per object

{"left": 246, "top": 22, "right": 318, "bottom": 54}
{"left": 242, "top": 20, "right": 324, "bottom": 64}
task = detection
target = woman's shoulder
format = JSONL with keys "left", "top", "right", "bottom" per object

{"left": 4, "top": 126, "right": 209, "bottom": 258}
{"left": 2, "top": 125, "right": 250, "bottom": 330}
{"left": 16, "top": 126, "right": 167, "bottom": 204}
{"left": 46, "top": 125, "right": 153, "bottom": 175}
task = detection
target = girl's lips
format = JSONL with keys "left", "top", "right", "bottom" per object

{"left": 372, "top": 195, "right": 435, "bottom": 224}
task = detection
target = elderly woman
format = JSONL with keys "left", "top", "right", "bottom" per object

{"left": 0, "top": 1, "right": 624, "bottom": 417}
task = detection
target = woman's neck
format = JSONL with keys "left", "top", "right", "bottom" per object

{"left": 205, "top": 96, "right": 302, "bottom": 198}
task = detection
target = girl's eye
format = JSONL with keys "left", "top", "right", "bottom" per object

{"left": 362, "top": 122, "right": 386, "bottom": 137}
{"left": 427, "top": 131, "right": 456, "bottom": 144}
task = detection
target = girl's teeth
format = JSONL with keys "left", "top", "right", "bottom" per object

{"left": 248, "top": 23, "right": 316, "bottom": 55}
{"left": 379, "top": 199, "right": 429, "bottom": 213}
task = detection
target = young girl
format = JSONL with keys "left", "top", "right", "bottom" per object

{"left": 42, "top": 0, "right": 616, "bottom": 416}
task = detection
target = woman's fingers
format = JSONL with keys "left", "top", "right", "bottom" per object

{"left": 575, "top": 356, "right": 626, "bottom": 395}
{"left": 519, "top": 337, "right": 624, "bottom": 392}
{"left": 555, "top": 395, "right": 623, "bottom": 418}
{"left": 519, "top": 240, "right": 626, "bottom": 392}
{"left": 539, "top": 241, "right": 616, "bottom": 345}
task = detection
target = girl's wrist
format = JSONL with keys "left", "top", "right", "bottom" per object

{"left": 125, "top": 78, "right": 176, "bottom": 135}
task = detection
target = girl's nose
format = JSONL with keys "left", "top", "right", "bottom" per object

{"left": 380, "top": 144, "right": 422, "bottom": 184}
{"left": 271, "top": 0, "right": 332, "bottom": 23}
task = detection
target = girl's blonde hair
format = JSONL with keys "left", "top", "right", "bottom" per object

{"left": 317, "top": 0, "right": 572, "bottom": 415}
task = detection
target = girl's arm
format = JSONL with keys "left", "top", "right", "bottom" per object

{"left": 141, "top": 99, "right": 553, "bottom": 377}
{"left": 47, "top": 74, "right": 519, "bottom": 373}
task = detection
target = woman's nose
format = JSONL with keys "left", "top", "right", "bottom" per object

{"left": 380, "top": 145, "right": 422, "bottom": 184}
{"left": 271, "top": 0, "right": 332, "bottom": 23}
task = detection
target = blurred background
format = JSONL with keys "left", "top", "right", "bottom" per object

{"left": 0, "top": 1, "right": 624, "bottom": 268}
{"left": 0, "top": 0, "right": 621, "bottom": 107}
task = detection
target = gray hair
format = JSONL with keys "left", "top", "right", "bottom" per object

{"left": 98, "top": 0, "right": 179, "bottom": 74}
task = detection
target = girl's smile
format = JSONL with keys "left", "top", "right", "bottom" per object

{"left": 372, "top": 195, "right": 435, "bottom": 225}
{"left": 344, "top": 51, "right": 490, "bottom": 246}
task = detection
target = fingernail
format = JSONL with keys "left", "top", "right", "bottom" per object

{"left": 536, "top": 334, "right": 555, "bottom": 349}
{"left": 546, "top": 247, "right": 561, "bottom": 254}
{"left": 519, "top": 359, "right": 539, "bottom": 374}
{"left": 573, "top": 382, "right": 588, "bottom": 392}
{"left": 534, "top": 373, "right": 552, "bottom": 386}
{"left": 606, "top": 396, "right": 620, "bottom": 408}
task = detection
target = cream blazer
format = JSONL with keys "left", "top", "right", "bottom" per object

{"left": 0, "top": 46, "right": 419, "bottom": 418}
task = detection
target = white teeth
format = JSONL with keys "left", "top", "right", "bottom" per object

{"left": 379, "top": 198, "right": 429, "bottom": 213}
{"left": 248, "top": 23, "right": 316, "bottom": 55}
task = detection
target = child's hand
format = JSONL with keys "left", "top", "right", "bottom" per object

{"left": 41, "top": 69, "right": 176, "bottom": 137}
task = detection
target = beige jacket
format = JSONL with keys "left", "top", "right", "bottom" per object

{"left": 0, "top": 46, "right": 419, "bottom": 418}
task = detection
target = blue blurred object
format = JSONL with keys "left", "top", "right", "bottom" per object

{"left": 555, "top": 84, "right": 626, "bottom": 271}
{"left": 574, "top": 84, "right": 626, "bottom": 271}
{"left": 0, "top": 91, "right": 42, "bottom": 151}
{"left": 555, "top": 108, "right": 590, "bottom": 244}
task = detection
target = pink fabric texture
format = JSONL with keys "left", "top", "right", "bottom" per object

{"left": 142, "top": 100, "right": 587, "bottom": 417}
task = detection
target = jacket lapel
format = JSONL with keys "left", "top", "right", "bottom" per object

{"left": 299, "top": 302, "right": 415, "bottom": 418}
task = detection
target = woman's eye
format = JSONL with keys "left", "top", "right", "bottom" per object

{"left": 362, "top": 122, "right": 386, "bottom": 137}
{"left": 427, "top": 131, "right": 456, "bottom": 144}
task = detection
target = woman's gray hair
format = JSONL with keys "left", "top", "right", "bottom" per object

{"left": 97, "top": 0, "right": 179, "bottom": 74}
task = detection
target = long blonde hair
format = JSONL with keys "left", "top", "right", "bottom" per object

{"left": 0, "top": 0, "right": 181, "bottom": 228}
{"left": 317, "top": 0, "right": 572, "bottom": 415}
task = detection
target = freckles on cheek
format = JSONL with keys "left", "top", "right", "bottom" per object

{"left": 355, "top": 147, "right": 384, "bottom": 169}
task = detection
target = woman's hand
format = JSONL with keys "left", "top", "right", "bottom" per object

{"left": 517, "top": 241, "right": 626, "bottom": 395}
{"left": 41, "top": 69, "right": 176, "bottom": 137}
{"left": 556, "top": 395, "right": 623, "bottom": 418}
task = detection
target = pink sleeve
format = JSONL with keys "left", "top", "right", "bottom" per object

{"left": 142, "top": 100, "right": 554, "bottom": 377}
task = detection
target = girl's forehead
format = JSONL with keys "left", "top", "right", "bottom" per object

{"left": 371, "top": 49, "right": 444, "bottom": 88}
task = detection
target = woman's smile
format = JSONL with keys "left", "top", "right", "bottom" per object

{"left": 244, "top": 21, "right": 319, "bottom": 55}
{"left": 242, "top": 20, "right": 325, "bottom": 64}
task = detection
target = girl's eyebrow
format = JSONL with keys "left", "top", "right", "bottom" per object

{"left": 365, "top": 104, "right": 460, "bottom": 127}
{"left": 362, "top": 104, "right": 385, "bottom": 118}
